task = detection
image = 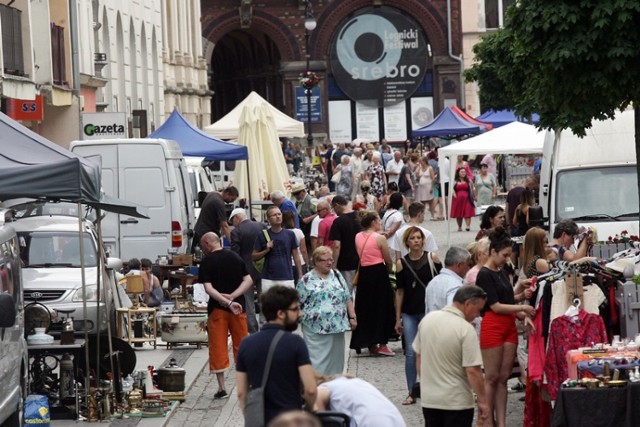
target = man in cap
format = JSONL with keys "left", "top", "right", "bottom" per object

{"left": 230, "top": 207, "right": 266, "bottom": 333}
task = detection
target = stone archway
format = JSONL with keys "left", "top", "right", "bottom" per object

{"left": 202, "top": 10, "right": 299, "bottom": 121}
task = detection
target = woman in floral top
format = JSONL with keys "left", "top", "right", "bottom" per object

{"left": 297, "top": 246, "right": 356, "bottom": 375}
{"left": 365, "top": 152, "right": 387, "bottom": 201}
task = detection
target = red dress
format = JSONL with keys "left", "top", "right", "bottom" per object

{"left": 450, "top": 180, "right": 475, "bottom": 218}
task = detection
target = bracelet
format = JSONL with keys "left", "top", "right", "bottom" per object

{"left": 227, "top": 300, "right": 233, "bottom": 308}
{"left": 349, "top": 316, "right": 357, "bottom": 320}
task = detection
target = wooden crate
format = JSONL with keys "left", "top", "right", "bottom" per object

{"left": 172, "top": 254, "right": 193, "bottom": 266}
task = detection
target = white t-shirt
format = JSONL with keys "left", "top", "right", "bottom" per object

{"left": 441, "top": 157, "right": 451, "bottom": 183}
{"left": 322, "top": 377, "right": 405, "bottom": 427}
{"left": 291, "top": 228, "right": 306, "bottom": 266}
{"left": 388, "top": 224, "right": 438, "bottom": 257}
{"left": 310, "top": 215, "right": 322, "bottom": 238}
{"left": 386, "top": 159, "right": 404, "bottom": 184}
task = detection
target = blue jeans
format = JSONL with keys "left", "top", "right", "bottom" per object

{"left": 402, "top": 312, "right": 424, "bottom": 392}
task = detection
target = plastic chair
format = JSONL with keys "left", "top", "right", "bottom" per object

{"left": 315, "top": 411, "right": 350, "bottom": 427}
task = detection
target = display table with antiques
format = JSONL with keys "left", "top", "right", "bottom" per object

{"left": 158, "top": 310, "right": 208, "bottom": 349}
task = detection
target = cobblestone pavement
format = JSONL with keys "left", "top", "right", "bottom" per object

{"left": 52, "top": 211, "right": 526, "bottom": 426}
{"left": 166, "top": 213, "right": 527, "bottom": 427}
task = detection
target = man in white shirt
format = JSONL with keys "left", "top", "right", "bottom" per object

{"left": 425, "top": 246, "right": 471, "bottom": 314}
{"left": 385, "top": 150, "right": 404, "bottom": 185}
{"left": 389, "top": 202, "right": 439, "bottom": 262}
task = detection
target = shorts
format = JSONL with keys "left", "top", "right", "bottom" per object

{"left": 403, "top": 189, "right": 414, "bottom": 200}
{"left": 480, "top": 311, "right": 518, "bottom": 349}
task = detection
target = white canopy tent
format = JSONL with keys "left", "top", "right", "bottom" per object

{"left": 205, "top": 91, "right": 305, "bottom": 139}
{"left": 437, "top": 121, "right": 546, "bottom": 243}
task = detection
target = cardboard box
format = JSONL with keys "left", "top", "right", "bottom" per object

{"left": 172, "top": 254, "right": 193, "bottom": 266}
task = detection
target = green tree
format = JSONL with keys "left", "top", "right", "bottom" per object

{"left": 466, "top": 0, "right": 640, "bottom": 213}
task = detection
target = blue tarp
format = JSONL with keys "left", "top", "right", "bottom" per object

{"left": 149, "top": 109, "right": 248, "bottom": 160}
{"left": 476, "top": 109, "right": 540, "bottom": 128}
{"left": 412, "top": 107, "right": 487, "bottom": 138}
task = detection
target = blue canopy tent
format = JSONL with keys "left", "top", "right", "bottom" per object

{"left": 412, "top": 107, "right": 489, "bottom": 139}
{"left": 476, "top": 109, "right": 540, "bottom": 128}
{"left": 149, "top": 109, "right": 248, "bottom": 161}
{"left": 148, "top": 109, "right": 262, "bottom": 215}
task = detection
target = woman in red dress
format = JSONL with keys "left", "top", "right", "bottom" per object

{"left": 450, "top": 167, "right": 476, "bottom": 231}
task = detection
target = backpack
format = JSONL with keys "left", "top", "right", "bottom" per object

{"left": 398, "top": 166, "right": 412, "bottom": 192}
{"left": 253, "top": 229, "right": 271, "bottom": 273}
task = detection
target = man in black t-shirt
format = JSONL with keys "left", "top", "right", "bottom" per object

{"left": 199, "top": 232, "right": 252, "bottom": 399}
{"left": 329, "top": 195, "right": 362, "bottom": 294}
{"left": 193, "top": 186, "right": 239, "bottom": 250}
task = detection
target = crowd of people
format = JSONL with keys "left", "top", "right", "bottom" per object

{"left": 185, "top": 141, "right": 579, "bottom": 427}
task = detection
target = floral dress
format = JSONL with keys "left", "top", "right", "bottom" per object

{"left": 336, "top": 163, "right": 353, "bottom": 198}
{"left": 367, "top": 163, "right": 386, "bottom": 200}
{"left": 297, "top": 269, "right": 351, "bottom": 334}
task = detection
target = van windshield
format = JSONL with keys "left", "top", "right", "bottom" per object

{"left": 555, "top": 166, "right": 639, "bottom": 221}
{"left": 18, "top": 231, "right": 98, "bottom": 267}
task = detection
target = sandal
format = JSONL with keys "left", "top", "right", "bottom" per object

{"left": 402, "top": 395, "right": 416, "bottom": 405}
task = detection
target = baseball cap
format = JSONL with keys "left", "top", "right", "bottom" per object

{"left": 229, "top": 208, "right": 246, "bottom": 221}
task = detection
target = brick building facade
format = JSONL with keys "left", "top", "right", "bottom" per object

{"left": 202, "top": 0, "right": 463, "bottom": 144}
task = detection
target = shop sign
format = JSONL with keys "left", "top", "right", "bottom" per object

{"left": 6, "top": 95, "right": 44, "bottom": 121}
{"left": 330, "top": 6, "right": 428, "bottom": 108}
{"left": 81, "top": 112, "right": 127, "bottom": 139}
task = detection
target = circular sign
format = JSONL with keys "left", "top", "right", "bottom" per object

{"left": 330, "top": 6, "right": 428, "bottom": 108}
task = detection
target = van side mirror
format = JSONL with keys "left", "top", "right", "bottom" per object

{"left": 529, "top": 206, "right": 548, "bottom": 230}
{"left": 0, "top": 293, "right": 16, "bottom": 328}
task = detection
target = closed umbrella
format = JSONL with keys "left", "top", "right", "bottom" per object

{"left": 236, "top": 102, "right": 291, "bottom": 208}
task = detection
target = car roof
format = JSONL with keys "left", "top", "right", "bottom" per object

{"left": 11, "top": 215, "right": 94, "bottom": 233}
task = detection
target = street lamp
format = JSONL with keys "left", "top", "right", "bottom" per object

{"left": 304, "top": 1, "right": 316, "bottom": 147}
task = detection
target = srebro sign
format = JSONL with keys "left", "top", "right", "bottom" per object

{"left": 330, "top": 6, "right": 428, "bottom": 108}
{"left": 81, "top": 112, "right": 127, "bottom": 139}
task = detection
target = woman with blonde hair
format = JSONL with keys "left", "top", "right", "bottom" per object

{"left": 464, "top": 237, "right": 490, "bottom": 286}
{"left": 335, "top": 154, "right": 354, "bottom": 198}
{"left": 297, "top": 246, "right": 356, "bottom": 375}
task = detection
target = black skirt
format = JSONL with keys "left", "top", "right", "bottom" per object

{"left": 350, "top": 262, "right": 396, "bottom": 349}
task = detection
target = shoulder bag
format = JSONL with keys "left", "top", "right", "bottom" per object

{"left": 400, "top": 252, "right": 438, "bottom": 289}
{"left": 244, "top": 330, "right": 285, "bottom": 427}
{"left": 352, "top": 232, "right": 374, "bottom": 286}
{"left": 253, "top": 229, "right": 271, "bottom": 273}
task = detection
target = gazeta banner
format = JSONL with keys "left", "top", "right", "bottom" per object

{"left": 330, "top": 6, "right": 428, "bottom": 108}
{"left": 81, "top": 112, "right": 127, "bottom": 139}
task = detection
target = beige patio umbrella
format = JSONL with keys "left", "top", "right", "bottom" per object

{"left": 236, "top": 102, "right": 291, "bottom": 216}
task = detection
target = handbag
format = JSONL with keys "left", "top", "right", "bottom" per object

{"left": 331, "top": 169, "right": 341, "bottom": 184}
{"left": 252, "top": 229, "right": 271, "bottom": 273}
{"left": 244, "top": 330, "right": 284, "bottom": 427}
{"left": 353, "top": 232, "right": 374, "bottom": 286}
{"left": 401, "top": 252, "right": 439, "bottom": 289}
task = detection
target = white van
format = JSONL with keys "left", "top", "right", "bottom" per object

{"left": 203, "top": 159, "right": 237, "bottom": 191}
{"left": 0, "top": 210, "right": 27, "bottom": 427}
{"left": 185, "top": 157, "right": 215, "bottom": 219}
{"left": 70, "top": 138, "right": 195, "bottom": 260}
{"left": 539, "top": 109, "right": 638, "bottom": 240}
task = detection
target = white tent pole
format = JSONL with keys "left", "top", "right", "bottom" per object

{"left": 78, "top": 202, "right": 90, "bottom": 393}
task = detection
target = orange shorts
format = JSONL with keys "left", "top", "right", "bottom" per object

{"left": 208, "top": 309, "right": 248, "bottom": 372}
{"left": 480, "top": 311, "right": 518, "bottom": 349}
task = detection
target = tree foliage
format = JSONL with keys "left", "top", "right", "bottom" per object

{"left": 465, "top": 0, "right": 640, "bottom": 136}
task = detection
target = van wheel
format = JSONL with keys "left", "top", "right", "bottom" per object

{"left": 3, "top": 391, "right": 23, "bottom": 427}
